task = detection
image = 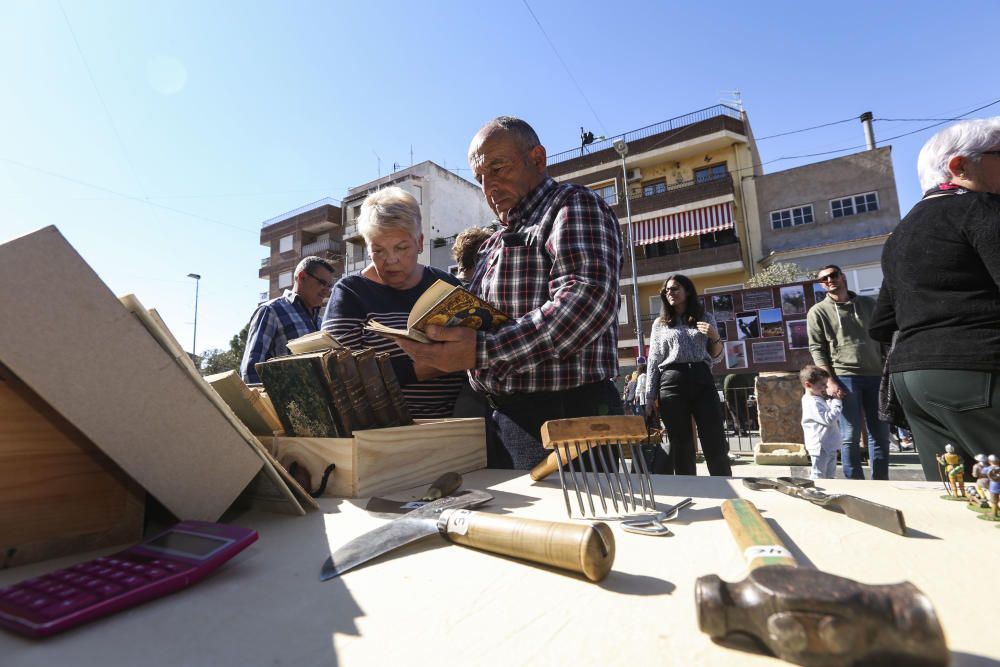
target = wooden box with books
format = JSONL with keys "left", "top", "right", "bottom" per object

{"left": 259, "top": 418, "right": 487, "bottom": 498}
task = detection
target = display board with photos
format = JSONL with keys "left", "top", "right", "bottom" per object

{"left": 706, "top": 279, "right": 824, "bottom": 375}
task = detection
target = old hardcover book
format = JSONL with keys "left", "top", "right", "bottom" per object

{"left": 319, "top": 350, "right": 356, "bottom": 437}
{"left": 354, "top": 349, "right": 398, "bottom": 427}
{"left": 205, "top": 370, "right": 284, "bottom": 436}
{"left": 364, "top": 279, "right": 509, "bottom": 344}
{"left": 256, "top": 353, "right": 341, "bottom": 438}
{"left": 329, "top": 348, "right": 376, "bottom": 431}
{"left": 286, "top": 330, "right": 344, "bottom": 355}
{"left": 376, "top": 352, "right": 414, "bottom": 426}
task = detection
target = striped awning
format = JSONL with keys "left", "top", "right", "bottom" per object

{"left": 633, "top": 202, "right": 734, "bottom": 245}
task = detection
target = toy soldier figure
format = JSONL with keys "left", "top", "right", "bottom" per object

{"left": 970, "top": 453, "right": 990, "bottom": 507}
{"left": 937, "top": 443, "right": 965, "bottom": 498}
{"left": 984, "top": 455, "right": 1000, "bottom": 519}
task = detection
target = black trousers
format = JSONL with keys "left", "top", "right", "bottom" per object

{"left": 656, "top": 363, "right": 731, "bottom": 476}
{"left": 484, "top": 379, "right": 624, "bottom": 470}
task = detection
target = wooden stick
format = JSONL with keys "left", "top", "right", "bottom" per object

{"left": 530, "top": 416, "right": 647, "bottom": 481}
{"left": 720, "top": 499, "right": 798, "bottom": 570}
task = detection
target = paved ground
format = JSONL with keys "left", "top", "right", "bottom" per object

{"left": 710, "top": 450, "right": 930, "bottom": 482}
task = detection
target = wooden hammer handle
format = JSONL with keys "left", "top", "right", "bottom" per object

{"left": 438, "top": 510, "right": 615, "bottom": 582}
{"left": 720, "top": 499, "right": 798, "bottom": 570}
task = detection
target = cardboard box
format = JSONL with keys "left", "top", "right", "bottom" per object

{"left": 260, "top": 418, "right": 486, "bottom": 498}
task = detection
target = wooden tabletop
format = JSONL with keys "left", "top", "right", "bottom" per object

{"left": 2, "top": 470, "right": 998, "bottom": 666}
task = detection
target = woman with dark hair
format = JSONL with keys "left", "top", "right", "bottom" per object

{"left": 643, "top": 274, "right": 731, "bottom": 476}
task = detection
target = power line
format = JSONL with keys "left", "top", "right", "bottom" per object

{"left": 521, "top": 0, "right": 606, "bottom": 134}
{"left": 755, "top": 116, "right": 856, "bottom": 141}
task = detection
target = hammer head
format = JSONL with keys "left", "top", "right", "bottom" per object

{"left": 695, "top": 565, "right": 948, "bottom": 667}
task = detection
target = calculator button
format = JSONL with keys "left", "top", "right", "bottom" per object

{"left": 143, "top": 568, "right": 167, "bottom": 579}
{"left": 28, "top": 596, "right": 52, "bottom": 609}
{"left": 122, "top": 575, "right": 147, "bottom": 587}
{"left": 97, "top": 583, "right": 123, "bottom": 597}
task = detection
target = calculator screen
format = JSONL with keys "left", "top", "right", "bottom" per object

{"left": 144, "top": 531, "right": 232, "bottom": 559}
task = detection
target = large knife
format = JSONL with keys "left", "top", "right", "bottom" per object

{"left": 364, "top": 472, "right": 463, "bottom": 515}
{"left": 321, "top": 489, "right": 615, "bottom": 582}
{"left": 742, "top": 477, "right": 906, "bottom": 535}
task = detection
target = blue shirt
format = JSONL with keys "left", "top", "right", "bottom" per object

{"left": 240, "top": 290, "right": 321, "bottom": 384}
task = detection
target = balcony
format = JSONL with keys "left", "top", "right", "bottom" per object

{"left": 612, "top": 175, "right": 733, "bottom": 219}
{"left": 343, "top": 223, "right": 362, "bottom": 240}
{"left": 621, "top": 240, "right": 743, "bottom": 281}
{"left": 260, "top": 257, "right": 270, "bottom": 267}
{"left": 302, "top": 237, "right": 342, "bottom": 256}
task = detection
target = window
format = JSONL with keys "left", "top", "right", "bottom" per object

{"left": 352, "top": 241, "right": 365, "bottom": 262}
{"left": 352, "top": 205, "right": 362, "bottom": 221}
{"left": 700, "top": 228, "right": 738, "bottom": 248}
{"left": 590, "top": 181, "right": 617, "bottom": 206}
{"left": 278, "top": 271, "right": 293, "bottom": 289}
{"left": 694, "top": 164, "right": 727, "bottom": 183}
{"left": 770, "top": 204, "right": 815, "bottom": 230}
{"left": 279, "top": 235, "right": 293, "bottom": 253}
{"left": 648, "top": 295, "right": 662, "bottom": 320}
{"left": 642, "top": 240, "right": 678, "bottom": 258}
{"left": 618, "top": 296, "right": 629, "bottom": 325}
{"left": 831, "top": 191, "right": 879, "bottom": 218}
{"left": 642, "top": 180, "right": 667, "bottom": 197}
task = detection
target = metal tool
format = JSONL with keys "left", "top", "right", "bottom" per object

{"left": 322, "top": 489, "right": 615, "bottom": 582}
{"left": 530, "top": 416, "right": 656, "bottom": 520}
{"left": 695, "top": 499, "right": 948, "bottom": 667}
{"left": 622, "top": 497, "right": 693, "bottom": 536}
{"left": 364, "top": 472, "right": 463, "bottom": 515}
{"left": 742, "top": 476, "right": 906, "bottom": 535}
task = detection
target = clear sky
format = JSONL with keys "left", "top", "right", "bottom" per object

{"left": 2, "top": 1, "right": 997, "bottom": 355}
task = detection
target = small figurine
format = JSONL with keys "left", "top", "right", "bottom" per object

{"left": 983, "top": 455, "right": 1000, "bottom": 520}
{"left": 969, "top": 454, "right": 991, "bottom": 508}
{"left": 937, "top": 443, "right": 965, "bottom": 498}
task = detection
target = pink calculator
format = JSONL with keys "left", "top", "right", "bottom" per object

{"left": 0, "top": 520, "right": 257, "bottom": 638}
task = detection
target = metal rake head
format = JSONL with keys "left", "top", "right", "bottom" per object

{"left": 531, "top": 416, "right": 656, "bottom": 521}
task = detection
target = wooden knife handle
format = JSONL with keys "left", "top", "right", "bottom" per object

{"left": 437, "top": 510, "right": 615, "bottom": 582}
{"left": 720, "top": 499, "right": 798, "bottom": 570}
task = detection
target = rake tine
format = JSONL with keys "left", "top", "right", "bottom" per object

{"left": 552, "top": 445, "right": 573, "bottom": 518}
{"left": 615, "top": 442, "right": 640, "bottom": 512}
{"left": 585, "top": 440, "right": 610, "bottom": 515}
{"left": 603, "top": 441, "right": 630, "bottom": 513}
{"left": 573, "top": 441, "right": 597, "bottom": 517}
{"left": 592, "top": 442, "right": 620, "bottom": 515}
{"left": 630, "top": 441, "right": 656, "bottom": 510}
{"left": 564, "top": 445, "right": 586, "bottom": 518}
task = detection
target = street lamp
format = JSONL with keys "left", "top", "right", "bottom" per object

{"left": 613, "top": 138, "right": 644, "bottom": 364}
{"left": 187, "top": 273, "right": 201, "bottom": 358}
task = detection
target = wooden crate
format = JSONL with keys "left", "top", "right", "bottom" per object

{"left": 259, "top": 418, "right": 486, "bottom": 498}
{"left": 0, "top": 369, "right": 145, "bottom": 568}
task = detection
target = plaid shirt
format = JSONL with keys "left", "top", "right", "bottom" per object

{"left": 469, "top": 177, "right": 622, "bottom": 395}
{"left": 240, "top": 289, "right": 321, "bottom": 384}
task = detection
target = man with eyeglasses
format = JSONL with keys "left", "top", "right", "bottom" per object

{"left": 240, "top": 255, "right": 335, "bottom": 384}
{"left": 806, "top": 264, "right": 890, "bottom": 480}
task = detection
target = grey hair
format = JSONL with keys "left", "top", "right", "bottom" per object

{"left": 477, "top": 116, "right": 541, "bottom": 155}
{"left": 358, "top": 186, "right": 422, "bottom": 243}
{"left": 295, "top": 255, "right": 335, "bottom": 276}
{"left": 917, "top": 116, "right": 1000, "bottom": 191}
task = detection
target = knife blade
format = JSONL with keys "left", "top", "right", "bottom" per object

{"left": 742, "top": 477, "right": 906, "bottom": 535}
{"left": 364, "top": 472, "right": 464, "bottom": 515}
{"left": 322, "top": 489, "right": 616, "bottom": 582}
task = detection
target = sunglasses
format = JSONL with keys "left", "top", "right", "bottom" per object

{"left": 306, "top": 272, "right": 334, "bottom": 289}
{"left": 663, "top": 285, "right": 684, "bottom": 293}
{"left": 817, "top": 270, "right": 841, "bottom": 283}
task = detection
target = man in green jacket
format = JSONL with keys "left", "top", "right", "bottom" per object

{"left": 807, "top": 265, "right": 889, "bottom": 479}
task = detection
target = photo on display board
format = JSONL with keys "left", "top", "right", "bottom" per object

{"left": 812, "top": 282, "right": 827, "bottom": 303}
{"left": 735, "top": 311, "right": 760, "bottom": 340}
{"left": 759, "top": 307, "right": 784, "bottom": 338}
{"left": 752, "top": 340, "right": 787, "bottom": 364}
{"left": 786, "top": 319, "right": 809, "bottom": 349}
{"left": 724, "top": 340, "right": 748, "bottom": 370}
{"left": 717, "top": 322, "right": 729, "bottom": 341}
{"left": 779, "top": 285, "right": 807, "bottom": 316}
{"left": 710, "top": 294, "right": 735, "bottom": 322}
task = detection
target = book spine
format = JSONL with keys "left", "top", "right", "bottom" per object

{"left": 333, "top": 349, "right": 377, "bottom": 430}
{"left": 256, "top": 357, "right": 341, "bottom": 438}
{"left": 320, "top": 352, "right": 355, "bottom": 437}
{"left": 354, "top": 349, "right": 399, "bottom": 428}
{"left": 376, "top": 352, "right": 414, "bottom": 426}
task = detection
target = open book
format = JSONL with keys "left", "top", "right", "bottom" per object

{"left": 287, "top": 330, "right": 344, "bottom": 355}
{"left": 364, "top": 279, "right": 509, "bottom": 343}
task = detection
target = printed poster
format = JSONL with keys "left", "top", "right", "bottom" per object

{"left": 759, "top": 307, "right": 784, "bottom": 338}
{"left": 752, "top": 340, "right": 787, "bottom": 364}
{"left": 735, "top": 310, "right": 760, "bottom": 340}
{"left": 741, "top": 289, "right": 774, "bottom": 310}
{"left": 779, "top": 285, "right": 807, "bottom": 316}
{"left": 786, "top": 319, "right": 809, "bottom": 349}
{"left": 710, "top": 294, "right": 734, "bottom": 322}
{"left": 724, "top": 341, "right": 747, "bottom": 370}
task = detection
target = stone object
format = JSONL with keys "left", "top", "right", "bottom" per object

{"left": 754, "top": 442, "right": 810, "bottom": 466}
{"left": 755, "top": 372, "right": 804, "bottom": 444}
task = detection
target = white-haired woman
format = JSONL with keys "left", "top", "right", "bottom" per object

{"left": 870, "top": 117, "right": 1000, "bottom": 481}
{"left": 322, "top": 186, "right": 465, "bottom": 418}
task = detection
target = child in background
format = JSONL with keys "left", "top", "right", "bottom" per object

{"left": 800, "top": 365, "right": 843, "bottom": 479}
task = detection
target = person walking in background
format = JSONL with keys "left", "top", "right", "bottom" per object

{"left": 807, "top": 264, "right": 889, "bottom": 480}
{"left": 633, "top": 363, "right": 647, "bottom": 417}
{"left": 870, "top": 117, "right": 1000, "bottom": 482}
{"left": 623, "top": 371, "right": 638, "bottom": 415}
{"left": 800, "top": 365, "right": 844, "bottom": 480}
{"left": 644, "top": 274, "right": 731, "bottom": 476}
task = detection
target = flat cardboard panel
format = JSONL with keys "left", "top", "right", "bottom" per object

{"left": 0, "top": 226, "right": 262, "bottom": 521}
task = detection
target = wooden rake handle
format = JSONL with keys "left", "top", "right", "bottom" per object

{"left": 530, "top": 416, "right": 648, "bottom": 481}
{"left": 438, "top": 509, "right": 615, "bottom": 582}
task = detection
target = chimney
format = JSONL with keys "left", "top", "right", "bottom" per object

{"left": 860, "top": 111, "right": 876, "bottom": 150}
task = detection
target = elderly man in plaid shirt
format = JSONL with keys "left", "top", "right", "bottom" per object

{"left": 398, "top": 117, "right": 624, "bottom": 469}
{"left": 240, "top": 256, "right": 335, "bottom": 384}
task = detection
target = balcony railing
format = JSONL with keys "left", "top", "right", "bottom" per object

{"left": 302, "top": 238, "right": 341, "bottom": 256}
{"left": 621, "top": 241, "right": 743, "bottom": 280}
{"left": 260, "top": 257, "right": 270, "bottom": 267}
{"left": 344, "top": 223, "right": 361, "bottom": 239}
{"left": 549, "top": 104, "right": 741, "bottom": 166}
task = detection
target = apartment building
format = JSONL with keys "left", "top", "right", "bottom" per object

{"left": 547, "top": 105, "right": 761, "bottom": 370}
{"left": 341, "top": 161, "right": 494, "bottom": 277}
{"left": 258, "top": 198, "right": 342, "bottom": 302}
{"left": 749, "top": 146, "right": 901, "bottom": 296}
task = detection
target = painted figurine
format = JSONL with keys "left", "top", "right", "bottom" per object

{"left": 984, "top": 455, "right": 1000, "bottom": 519}
{"left": 937, "top": 444, "right": 965, "bottom": 497}
{"left": 970, "top": 454, "right": 990, "bottom": 506}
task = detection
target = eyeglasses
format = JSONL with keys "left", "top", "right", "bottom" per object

{"left": 980, "top": 150, "right": 1000, "bottom": 158}
{"left": 817, "top": 270, "right": 841, "bottom": 283}
{"left": 664, "top": 285, "right": 684, "bottom": 293}
{"left": 306, "top": 272, "right": 334, "bottom": 289}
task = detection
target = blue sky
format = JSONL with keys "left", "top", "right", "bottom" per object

{"left": 1, "top": 1, "right": 997, "bottom": 354}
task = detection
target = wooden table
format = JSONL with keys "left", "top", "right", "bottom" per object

{"left": 2, "top": 471, "right": 998, "bottom": 666}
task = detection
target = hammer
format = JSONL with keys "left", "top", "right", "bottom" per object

{"left": 695, "top": 499, "right": 948, "bottom": 667}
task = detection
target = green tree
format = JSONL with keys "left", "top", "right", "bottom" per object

{"left": 199, "top": 323, "right": 250, "bottom": 376}
{"left": 745, "top": 262, "right": 813, "bottom": 288}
